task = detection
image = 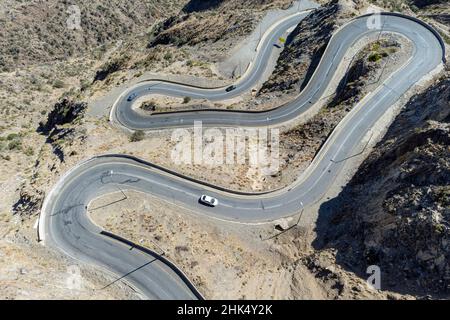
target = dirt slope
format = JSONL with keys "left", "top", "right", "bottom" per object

{"left": 314, "top": 74, "right": 450, "bottom": 298}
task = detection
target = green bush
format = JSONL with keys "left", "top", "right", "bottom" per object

{"left": 8, "top": 139, "right": 22, "bottom": 151}
{"left": 6, "top": 133, "right": 19, "bottom": 140}
{"left": 368, "top": 53, "right": 382, "bottom": 63}
{"left": 24, "top": 146, "right": 34, "bottom": 156}
{"left": 130, "top": 130, "right": 145, "bottom": 142}
{"left": 183, "top": 96, "right": 191, "bottom": 104}
{"left": 53, "top": 79, "right": 65, "bottom": 88}
{"left": 141, "top": 101, "right": 157, "bottom": 112}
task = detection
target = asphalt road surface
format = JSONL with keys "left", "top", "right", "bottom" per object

{"left": 41, "top": 13, "right": 445, "bottom": 300}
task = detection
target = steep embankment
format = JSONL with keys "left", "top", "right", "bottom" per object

{"left": 274, "top": 38, "right": 408, "bottom": 189}
{"left": 260, "top": 0, "right": 359, "bottom": 95}
{"left": 315, "top": 74, "right": 450, "bottom": 298}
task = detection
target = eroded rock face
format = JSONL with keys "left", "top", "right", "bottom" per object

{"left": 260, "top": 1, "right": 345, "bottom": 94}
{"left": 12, "top": 186, "right": 44, "bottom": 217}
{"left": 38, "top": 98, "right": 87, "bottom": 135}
{"left": 12, "top": 99, "right": 88, "bottom": 216}
{"left": 317, "top": 76, "right": 450, "bottom": 297}
{"left": 411, "top": 0, "right": 447, "bottom": 8}
{"left": 182, "top": 0, "right": 226, "bottom": 13}
{"left": 37, "top": 98, "right": 87, "bottom": 163}
{"left": 148, "top": 0, "right": 293, "bottom": 48}
{"left": 94, "top": 57, "right": 128, "bottom": 82}
{"left": 370, "top": 122, "right": 449, "bottom": 291}
{"left": 182, "top": 0, "right": 286, "bottom": 13}
{"left": 277, "top": 37, "right": 403, "bottom": 186}
{"left": 148, "top": 10, "right": 257, "bottom": 48}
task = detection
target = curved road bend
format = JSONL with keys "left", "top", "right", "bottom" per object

{"left": 113, "top": 14, "right": 444, "bottom": 130}
{"left": 41, "top": 13, "right": 445, "bottom": 299}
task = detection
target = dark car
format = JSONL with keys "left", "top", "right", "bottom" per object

{"left": 127, "top": 93, "right": 138, "bottom": 101}
{"left": 225, "top": 85, "right": 236, "bottom": 92}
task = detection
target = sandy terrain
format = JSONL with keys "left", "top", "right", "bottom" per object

{"left": 89, "top": 190, "right": 397, "bottom": 299}
{"left": 0, "top": 216, "right": 138, "bottom": 300}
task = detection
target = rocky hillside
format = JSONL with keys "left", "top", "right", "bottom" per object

{"left": 0, "top": 0, "right": 187, "bottom": 71}
{"left": 148, "top": 0, "right": 294, "bottom": 59}
{"left": 369, "top": 0, "right": 448, "bottom": 13}
{"left": 260, "top": 0, "right": 449, "bottom": 96}
{"left": 13, "top": 98, "right": 88, "bottom": 217}
{"left": 86, "top": 0, "right": 302, "bottom": 93}
{"left": 182, "top": 0, "right": 293, "bottom": 13}
{"left": 315, "top": 73, "right": 450, "bottom": 297}
{"left": 276, "top": 37, "right": 407, "bottom": 188}
{"left": 260, "top": 0, "right": 359, "bottom": 95}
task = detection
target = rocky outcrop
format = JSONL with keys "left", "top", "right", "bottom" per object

{"left": 260, "top": 0, "right": 355, "bottom": 95}
{"left": 315, "top": 75, "right": 450, "bottom": 297}
{"left": 148, "top": 9, "right": 257, "bottom": 48}
{"left": 276, "top": 38, "right": 403, "bottom": 186}
{"left": 428, "top": 14, "right": 450, "bottom": 26}
{"left": 38, "top": 98, "right": 86, "bottom": 135}
{"left": 329, "top": 39, "right": 401, "bottom": 107}
{"left": 411, "top": 0, "right": 447, "bottom": 8}
{"left": 148, "top": 0, "right": 293, "bottom": 48}
{"left": 94, "top": 55, "right": 129, "bottom": 82}
{"left": 182, "top": 0, "right": 226, "bottom": 13}
{"left": 12, "top": 98, "right": 88, "bottom": 216}
{"left": 38, "top": 98, "right": 87, "bottom": 162}
{"left": 12, "top": 186, "right": 45, "bottom": 217}
{"left": 182, "top": 0, "right": 291, "bottom": 13}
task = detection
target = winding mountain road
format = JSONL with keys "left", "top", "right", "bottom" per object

{"left": 40, "top": 12, "right": 445, "bottom": 300}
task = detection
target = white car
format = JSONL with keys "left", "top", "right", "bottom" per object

{"left": 199, "top": 195, "right": 219, "bottom": 207}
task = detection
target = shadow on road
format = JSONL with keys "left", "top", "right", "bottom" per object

{"left": 100, "top": 258, "right": 157, "bottom": 291}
